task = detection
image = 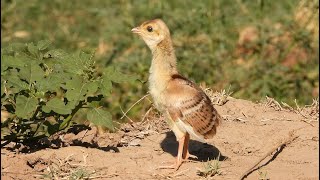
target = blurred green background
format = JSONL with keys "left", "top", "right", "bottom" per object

{"left": 1, "top": 0, "right": 319, "bottom": 121}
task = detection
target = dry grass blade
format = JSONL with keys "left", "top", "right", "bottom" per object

{"left": 172, "top": 168, "right": 190, "bottom": 177}
{"left": 120, "top": 94, "right": 150, "bottom": 120}
{"left": 294, "top": 98, "right": 319, "bottom": 123}
{"left": 120, "top": 106, "right": 134, "bottom": 124}
{"left": 223, "top": 115, "right": 247, "bottom": 123}
{"left": 262, "top": 96, "right": 319, "bottom": 125}
{"left": 202, "top": 86, "right": 233, "bottom": 106}
{"left": 141, "top": 106, "right": 154, "bottom": 124}
{"left": 262, "top": 96, "right": 283, "bottom": 111}
{"left": 281, "top": 101, "right": 294, "bottom": 111}
{"left": 38, "top": 153, "right": 105, "bottom": 180}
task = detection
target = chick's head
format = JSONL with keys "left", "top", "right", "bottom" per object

{"left": 132, "top": 19, "right": 170, "bottom": 50}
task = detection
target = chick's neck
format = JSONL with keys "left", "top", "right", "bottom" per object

{"left": 150, "top": 36, "right": 178, "bottom": 77}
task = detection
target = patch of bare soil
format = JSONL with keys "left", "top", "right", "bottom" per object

{"left": 1, "top": 95, "right": 319, "bottom": 180}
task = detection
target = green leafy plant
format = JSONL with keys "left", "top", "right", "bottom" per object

{"left": 197, "top": 154, "right": 222, "bottom": 177}
{"left": 258, "top": 169, "right": 270, "bottom": 180}
{"left": 1, "top": 40, "right": 136, "bottom": 143}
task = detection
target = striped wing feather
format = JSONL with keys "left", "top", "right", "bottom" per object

{"left": 164, "top": 74, "right": 221, "bottom": 140}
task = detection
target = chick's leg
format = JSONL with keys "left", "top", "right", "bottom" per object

{"left": 157, "top": 134, "right": 185, "bottom": 170}
{"left": 175, "top": 134, "right": 185, "bottom": 169}
{"left": 182, "top": 133, "right": 197, "bottom": 160}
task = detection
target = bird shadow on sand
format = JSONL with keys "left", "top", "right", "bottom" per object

{"left": 160, "top": 131, "right": 228, "bottom": 161}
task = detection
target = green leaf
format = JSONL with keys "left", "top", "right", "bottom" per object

{"left": 63, "top": 52, "right": 93, "bottom": 75}
{"left": 19, "top": 61, "right": 43, "bottom": 84}
{"left": 36, "top": 73, "right": 66, "bottom": 92}
{"left": 87, "top": 108, "right": 114, "bottom": 130}
{"left": 42, "top": 98, "right": 72, "bottom": 115}
{"left": 103, "top": 66, "right": 137, "bottom": 83}
{"left": 5, "top": 71, "right": 29, "bottom": 93}
{"left": 79, "top": 51, "right": 93, "bottom": 63}
{"left": 1, "top": 55, "right": 26, "bottom": 70}
{"left": 1, "top": 80, "right": 4, "bottom": 96}
{"left": 65, "top": 76, "right": 99, "bottom": 102}
{"left": 27, "top": 42, "right": 38, "bottom": 57}
{"left": 37, "top": 40, "right": 51, "bottom": 51}
{"left": 65, "top": 75, "right": 86, "bottom": 102}
{"left": 43, "top": 49, "right": 67, "bottom": 59}
{"left": 87, "top": 101, "right": 100, "bottom": 108}
{"left": 15, "top": 95, "right": 38, "bottom": 119}
{"left": 98, "top": 78, "right": 112, "bottom": 96}
{"left": 64, "top": 56, "right": 84, "bottom": 75}
{"left": 65, "top": 100, "right": 78, "bottom": 110}
{"left": 8, "top": 43, "right": 26, "bottom": 53}
{"left": 86, "top": 81, "right": 99, "bottom": 96}
{"left": 1, "top": 43, "right": 26, "bottom": 56}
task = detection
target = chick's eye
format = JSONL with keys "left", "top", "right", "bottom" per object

{"left": 147, "top": 26, "right": 153, "bottom": 32}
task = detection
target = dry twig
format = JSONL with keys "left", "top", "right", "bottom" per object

{"left": 239, "top": 130, "right": 299, "bottom": 180}
{"left": 300, "top": 119, "right": 315, "bottom": 127}
{"left": 88, "top": 173, "right": 119, "bottom": 179}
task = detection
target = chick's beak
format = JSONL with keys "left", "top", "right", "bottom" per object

{"left": 131, "top": 27, "right": 141, "bottom": 34}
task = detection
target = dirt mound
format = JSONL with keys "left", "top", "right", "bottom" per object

{"left": 1, "top": 96, "right": 319, "bottom": 179}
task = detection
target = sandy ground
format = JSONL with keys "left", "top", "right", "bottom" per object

{"left": 1, "top": 96, "right": 319, "bottom": 180}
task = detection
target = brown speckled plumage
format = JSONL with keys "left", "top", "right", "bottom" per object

{"left": 164, "top": 74, "right": 221, "bottom": 140}
{"left": 132, "top": 19, "right": 221, "bottom": 170}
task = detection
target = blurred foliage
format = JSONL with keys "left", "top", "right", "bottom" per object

{"left": 1, "top": 0, "right": 319, "bottom": 122}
